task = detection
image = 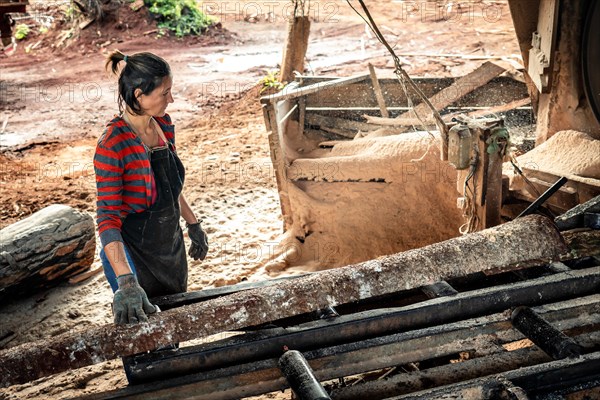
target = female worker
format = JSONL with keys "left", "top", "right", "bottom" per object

{"left": 94, "top": 50, "right": 208, "bottom": 325}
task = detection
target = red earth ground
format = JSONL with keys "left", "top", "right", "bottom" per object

{"left": 0, "top": 1, "right": 520, "bottom": 398}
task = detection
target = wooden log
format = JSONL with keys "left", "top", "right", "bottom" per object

{"left": 0, "top": 204, "right": 95, "bottom": 295}
{"left": 362, "top": 98, "right": 532, "bottom": 127}
{"left": 0, "top": 215, "right": 566, "bottom": 387}
{"left": 305, "top": 113, "right": 380, "bottom": 133}
{"left": 280, "top": 15, "right": 311, "bottom": 84}
{"left": 74, "top": 297, "right": 600, "bottom": 400}
{"left": 127, "top": 266, "right": 600, "bottom": 384}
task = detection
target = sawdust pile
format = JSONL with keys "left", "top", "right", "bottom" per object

{"left": 264, "top": 126, "right": 464, "bottom": 275}
{"left": 517, "top": 130, "right": 600, "bottom": 179}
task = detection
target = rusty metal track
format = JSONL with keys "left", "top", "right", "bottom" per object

{"left": 76, "top": 296, "right": 600, "bottom": 399}
{"left": 1, "top": 215, "right": 566, "bottom": 388}
{"left": 389, "top": 351, "right": 600, "bottom": 400}
{"left": 124, "top": 266, "right": 600, "bottom": 384}
{"left": 74, "top": 262, "right": 600, "bottom": 400}
{"left": 329, "top": 332, "right": 599, "bottom": 400}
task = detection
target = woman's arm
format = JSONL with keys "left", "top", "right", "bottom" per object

{"left": 179, "top": 194, "right": 198, "bottom": 225}
{"left": 94, "top": 140, "right": 132, "bottom": 277}
{"left": 104, "top": 241, "right": 133, "bottom": 276}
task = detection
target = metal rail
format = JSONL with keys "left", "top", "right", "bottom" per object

{"left": 74, "top": 264, "right": 600, "bottom": 400}
{"left": 122, "top": 267, "right": 600, "bottom": 384}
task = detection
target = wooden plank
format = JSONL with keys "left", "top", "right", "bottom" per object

{"left": 483, "top": 142, "right": 504, "bottom": 228}
{"left": 317, "top": 125, "right": 357, "bottom": 139}
{"left": 302, "top": 77, "right": 527, "bottom": 109}
{"left": 507, "top": 0, "right": 541, "bottom": 70}
{"left": 519, "top": 174, "right": 580, "bottom": 212}
{"left": 402, "top": 62, "right": 505, "bottom": 121}
{"left": 305, "top": 113, "right": 380, "bottom": 133}
{"left": 368, "top": 64, "right": 389, "bottom": 118}
{"left": 262, "top": 100, "right": 294, "bottom": 231}
{"left": 0, "top": 215, "right": 567, "bottom": 387}
{"left": 298, "top": 97, "right": 306, "bottom": 135}
{"left": 268, "top": 131, "right": 293, "bottom": 230}
{"left": 362, "top": 98, "right": 531, "bottom": 127}
{"left": 457, "top": 125, "right": 504, "bottom": 232}
{"left": 260, "top": 74, "right": 370, "bottom": 104}
{"left": 528, "top": 0, "right": 559, "bottom": 93}
{"left": 464, "top": 97, "right": 531, "bottom": 118}
{"left": 363, "top": 114, "right": 435, "bottom": 127}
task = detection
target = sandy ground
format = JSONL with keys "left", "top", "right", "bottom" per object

{"left": 0, "top": 1, "right": 519, "bottom": 398}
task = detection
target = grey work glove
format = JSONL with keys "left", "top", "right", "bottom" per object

{"left": 113, "top": 273, "right": 157, "bottom": 325}
{"left": 187, "top": 221, "right": 209, "bottom": 261}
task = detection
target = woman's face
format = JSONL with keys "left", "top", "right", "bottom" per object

{"left": 137, "top": 76, "right": 174, "bottom": 117}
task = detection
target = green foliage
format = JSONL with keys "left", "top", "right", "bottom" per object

{"left": 259, "top": 69, "right": 285, "bottom": 93}
{"left": 486, "top": 126, "right": 510, "bottom": 155}
{"left": 14, "top": 24, "right": 29, "bottom": 40}
{"left": 144, "top": 0, "right": 216, "bottom": 37}
{"left": 64, "top": 3, "right": 80, "bottom": 22}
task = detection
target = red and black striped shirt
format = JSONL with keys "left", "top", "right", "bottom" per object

{"left": 94, "top": 114, "right": 176, "bottom": 247}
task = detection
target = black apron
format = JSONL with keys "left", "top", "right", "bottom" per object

{"left": 121, "top": 142, "right": 188, "bottom": 298}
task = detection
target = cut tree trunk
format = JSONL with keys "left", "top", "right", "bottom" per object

{"left": 0, "top": 215, "right": 566, "bottom": 387}
{"left": 0, "top": 204, "right": 96, "bottom": 296}
{"left": 280, "top": 15, "right": 311, "bottom": 83}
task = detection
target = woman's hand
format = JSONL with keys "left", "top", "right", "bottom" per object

{"left": 187, "top": 222, "right": 209, "bottom": 260}
{"left": 113, "top": 274, "right": 157, "bottom": 324}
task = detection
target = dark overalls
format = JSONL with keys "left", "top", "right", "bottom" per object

{"left": 101, "top": 141, "right": 188, "bottom": 298}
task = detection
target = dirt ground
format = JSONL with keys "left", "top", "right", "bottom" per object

{"left": 0, "top": 1, "right": 520, "bottom": 398}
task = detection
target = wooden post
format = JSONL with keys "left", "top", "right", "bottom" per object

{"left": 0, "top": 215, "right": 566, "bottom": 387}
{"left": 280, "top": 15, "right": 311, "bottom": 84}
{"left": 268, "top": 130, "right": 293, "bottom": 230}
{"left": 476, "top": 127, "right": 504, "bottom": 229}
{"left": 457, "top": 123, "right": 505, "bottom": 232}
{"left": 368, "top": 63, "right": 389, "bottom": 118}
